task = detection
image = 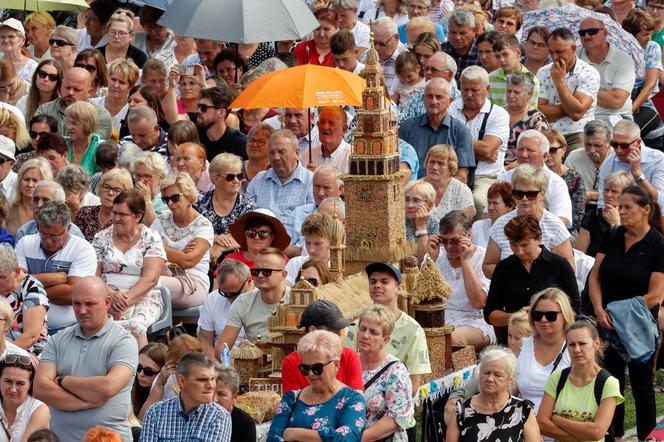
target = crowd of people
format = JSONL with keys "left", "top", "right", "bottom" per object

{"left": 0, "top": 0, "right": 662, "bottom": 440}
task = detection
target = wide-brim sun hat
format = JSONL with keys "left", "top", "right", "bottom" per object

{"left": 229, "top": 208, "right": 291, "bottom": 251}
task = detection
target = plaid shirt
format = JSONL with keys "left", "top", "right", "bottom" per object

{"left": 442, "top": 41, "right": 479, "bottom": 85}
{"left": 140, "top": 396, "right": 231, "bottom": 442}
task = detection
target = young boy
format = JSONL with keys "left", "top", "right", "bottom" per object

{"left": 330, "top": 29, "right": 365, "bottom": 75}
{"left": 489, "top": 34, "right": 541, "bottom": 107}
{"left": 284, "top": 212, "right": 336, "bottom": 284}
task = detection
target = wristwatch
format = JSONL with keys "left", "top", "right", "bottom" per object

{"left": 415, "top": 230, "right": 428, "bottom": 239}
{"left": 636, "top": 173, "right": 646, "bottom": 184}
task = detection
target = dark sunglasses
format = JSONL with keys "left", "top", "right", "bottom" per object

{"left": 299, "top": 277, "right": 319, "bottom": 287}
{"left": 549, "top": 145, "right": 565, "bottom": 154}
{"left": 36, "top": 69, "right": 59, "bottom": 82}
{"left": 49, "top": 38, "right": 74, "bottom": 47}
{"left": 137, "top": 364, "right": 160, "bottom": 377}
{"left": 1, "top": 354, "right": 32, "bottom": 369}
{"left": 161, "top": 193, "right": 183, "bottom": 204}
{"left": 610, "top": 139, "right": 637, "bottom": 150}
{"left": 250, "top": 268, "right": 283, "bottom": 278}
{"left": 512, "top": 189, "right": 540, "bottom": 200}
{"left": 197, "top": 103, "right": 222, "bottom": 112}
{"left": 578, "top": 28, "right": 602, "bottom": 37}
{"left": 74, "top": 62, "right": 97, "bottom": 73}
{"left": 221, "top": 278, "right": 248, "bottom": 299}
{"left": 245, "top": 229, "right": 272, "bottom": 239}
{"left": 298, "top": 360, "right": 335, "bottom": 376}
{"left": 532, "top": 310, "right": 560, "bottom": 322}
{"left": 224, "top": 173, "right": 243, "bottom": 182}
{"left": 29, "top": 130, "right": 48, "bottom": 139}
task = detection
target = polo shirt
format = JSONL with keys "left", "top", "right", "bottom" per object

{"left": 199, "top": 126, "right": 247, "bottom": 161}
{"left": 448, "top": 98, "right": 510, "bottom": 177}
{"left": 442, "top": 40, "right": 479, "bottom": 85}
{"left": 35, "top": 98, "right": 113, "bottom": 140}
{"left": 301, "top": 140, "right": 351, "bottom": 173}
{"left": 282, "top": 346, "right": 364, "bottom": 393}
{"left": 578, "top": 46, "right": 635, "bottom": 121}
{"left": 564, "top": 148, "right": 604, "bottom": 195}
{"left": 488, "top": 64, "right": 540, "bottom": 108}
{"left": 399, "top": 113, "right": 475, "bottom": 178}
{"left": 352, "top": 20, "right": 371, "bottom": 49}
{"left": 40, "top": 317, "right": 138, "bottom": 442}
{"left": 224, "top": 287, "right": 291, "bottom": 342}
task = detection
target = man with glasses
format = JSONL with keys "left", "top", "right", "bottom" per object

{"left": 361, "top": 16, "right": 405, "bottom": 91}
{"left": 122, "top": 106, "right": 167, "bottom": 156}
{"left": 489, "top": 34, "right": 540, "bottom": 108}
{"left": 196, "top": 86, "right": 247, "bottom": 161}
{"left": 48, "top": 25, "right": 78, "bottom": 71}
{"left": 597, "top": 119, "right": 664, "bottom": 209}
{"left": 15, "top": 201, "right": 96, "bottom": 333}
{"left": 217, "top": 248, "right": 290, "bottom": 350}
{"left": 441, "top": 9, "right": 479, "bottom": 85}
{"left": 198, "top": 259, "right": 253, "bottom": 361}
{"left": 578, "top": 18, "right": 635, "bottom": 122}
{"left": 397, "top": 0, "right": 446, "bottom": 43}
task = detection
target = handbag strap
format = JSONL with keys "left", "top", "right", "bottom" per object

{"left": 364, "top": 361, "right": 400, "bottom": 390}
{"left": 551, "top": 341, "right": 568, "bottom": 373}
{"left": 286, "top": 389, "right": 303, "bottom": 423}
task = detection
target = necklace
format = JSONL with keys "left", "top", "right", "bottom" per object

{"left": 310, "top": 382, "right": 339, "bottom": 404}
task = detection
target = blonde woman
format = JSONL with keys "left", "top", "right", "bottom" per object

{"left": 507, "top": 310, "right": 532, "bottom": 356}
{"left": 91, "top": 59, "right": 139, "bottom": 135}
{"left": 99, "top": 12, "right": 147, "bottom": 68}
{"left": 64, "top": 101, "right": 101, "bottom": 177}
{"left": 0, "top": 60, "right": 29, "bottom": 107}
{"left": 24, "top": 11, "right": 56, "bottom": 62}
{"left": 131, "top": 152, "right": 170, "bottom": 226}
{"left": 0, "top": 109, "right": 30, "bottom": 153}
{"left": 6, "top": 158, "right": 52, "bottom": 236}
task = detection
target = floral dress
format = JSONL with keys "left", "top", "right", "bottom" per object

{"left": 561, "top": 168, "right": 586, "bottom": 239}
{"left": 92, "top": 225, "right": 166, "bottom": 336}
{"left": 75, "top": 206, "right": 111, "bottom": 243}
{"left": 267, "top": 386, "right": 366, "bottom": 442}
{"left": 193, "top": 191, "right": 255, "bottom": 235}
{"left": 506, "top": 109, "right": 549, "bottom": 165}
{"left": 362, "top": 354, "right": 415, "bottom": 442}
{"left": 455, "top": 395, "right": 534, "bottom": 442}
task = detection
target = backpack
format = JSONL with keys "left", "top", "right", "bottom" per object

{"left": 555, "top": 367, "right": 615, "bottom": 442}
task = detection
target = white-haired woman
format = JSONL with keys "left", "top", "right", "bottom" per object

{"left": 358, "top": 305, "right": 414, "bottom": 442}
{"left": 268, "top": 329, "right": 366, "bottom": 442}
{"left": 0, "top": 297, "right": 31, "bottom": 360}
{"left": 131, "top": 152, "right": 170, "bottom": 227}
{"left": 56, "top": 164, "right": 99, "bottom": 222}
{"left": 153, "top": 173, "right": 213, "bottom": 309}
{"left": 99, "top": 12, "right": 147, "bottom": 68}
{"left": 0, "top": 19, "right": 37, "bottom": 82}
{"left": 404, "top": 180, "right": 439, "bottom": 262}
{"left": 446, "top": 346, "right": 540, "bottom": 442}
{"left": 6, "top": 158, "right": 53, "bottom": 237}
{"left": 0, "top": 245, "right": 48, "bottom": 355}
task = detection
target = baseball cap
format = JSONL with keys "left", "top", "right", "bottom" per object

{"left": 365, "top": 262, "right": 402, "bottom": 284}
{"left": 0, "top": 136, "right": 16, "bottom": 161}
{"left": 0, "top": 19, "right": 24, "bottom": 36}
{"left": 298, "top": 300, "right": 352, "bottom": 331}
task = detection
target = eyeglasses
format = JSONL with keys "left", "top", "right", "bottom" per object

{"left": 109, "top": 30, "right": 130, "bottom": 38}
{"left": 49, "top": 38, "right": 74, "bottom": 47}
{"left": 247, "top": 138, "right": 267, "bottom": 145}
{"left": 39, "top": 229, "right": 68, "bottom": 241}
{"left": 578, "top": 28, "right": 602, "bottom": 37}
{"left": 512, "top": 189, "right": 540, "bottom": 200}
{"left": 405, "top": 196, "right": 424, "bottom": 204}
{"left": 441, "top": 237, "right": 461, "bottom": 246}
{"left": 647, "top": 2, "right": 664, "bottom": 10}
{"left": 424, "top": 64, "right": 449, "bottom": 73}
{"left": 29, "top": 130, "right": 48, "bottom": 139}
{"left": 298, "top": 360, "right": 335, "bottom": 376}
{"left": 133, "top": 173, "right": 153, "bottom": 182}
{"left": 161, "top": 193, "right": 184, "bottom": 204}
{"left": 610, "top": 139, "right": 638, "bottom": 150}
{"left": 1, "top": 354, "right": 32, "bottom": 369}
{"left": 137, "top": 364, "right": 160, "bottom": 377}
{"left": 197, "top": 103, "right": 222, "bottom": 113}
{"left": 36, "top": 69, "right": 59, "bottom": 81}
{"left": 250, "top": 268, "right": 283, "bottom": 278}
{"left": 549, "top": 145, "right": 565, "bottom": 154}
{"left": 532, "top": 310, "right": 561, "bottom": 322}
{"left": 375, "top": 35, "right": 396, "bottom": 47}
{"left": 102, "top": 183, "right": 124, "bottom": 195}
{"left": 221, "top": 278, "right": 248, "bottom": 299}
{"left": 224, "top": 173, "right": 243, "bottom": 182}
{"left": 299, "top": 277, "right": 319, "bottom": 287}
{"left": 245, "top": 229, "right": 272, "bottom": 240}
{"left": 112, "top": 210, "right": 134, "bottom": 217}
{"left": 74, "top": 63, "right": 97, "bottom": 73}
{"left": 527, "top": 39, "right": 547, "bottom": 49}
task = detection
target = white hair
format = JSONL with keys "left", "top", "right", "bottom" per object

{"left": 461, "top": 65, "right": 489, "bottom": 86}
{"left": 613, "top": 119, "right": 640, "bottom": 140}
{"left": 34, "top": 180, "right": 65, "bottom": 202}
{"left": 479, "top": 346, "right": 517, "bottom": 380}
{"left": 517, "top": 129, "right": 550, "bottom": 154}
{"left": 374, "top": 16, "right": 398, "bottom": 36}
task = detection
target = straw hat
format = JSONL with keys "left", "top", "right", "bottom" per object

{"left": 229, "top": 208, "right": 291, "bottom": 251}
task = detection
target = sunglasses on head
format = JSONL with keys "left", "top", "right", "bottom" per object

{"left": 74, "top": 62, "right": 97, "bottom": 73}
{"left": 36, "top": 69, "right": 59, "bottom": 82}
{"left": 29, "top": 130, "right": 48, "bottom": 139}
{"left": 161, "top": 193, "right": 183, "bottom": 204}
{"left": 610, "top": 139, "right": 637, "bottom": 150}
{"left": 512, "top": 189, "right": 540, "bottom": 200}
{"left": 298, "top": 360, "right": 335, "bottom": 376}
{"left": 137, "top": 364, "right": 160, "bottom": 377}
{"left": 49, "top": 38, "right": 74, "bottom": 47}
{"left": 532, "top": 310, "right": 560, "bottom": 322}
{"left": 578, "top": 28, "right": 602, "bottom": 37}
{"left": 224, "top": 173, "right": 243, "bottom": 182}
{"left": 245, "top": 229, "right": 272, "bottom": 239}
{"left": 250, "top": 268, "right": 282, "bottom": 278}
{"left": 1, "top": 354, "right": 32, "bottom": 369}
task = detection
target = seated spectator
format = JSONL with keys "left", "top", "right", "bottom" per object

{"left": 13, "top": 116, "right": 59, "bottom": 174}
{"left": 225, "top": 209, "right": 291, "bottom": 270}
{"left": 358, "top": 304, "right": 414, "bottom": 441}
{"left": 93, "top": 189, "right": 166, "bottom": 348}
{"left": 141, "top": 352, "right": 231, "bottom": 441}
{"left": 153, "top": 173, "right": 213, "bottom": 309}
{"left": 98, "top": 12, "right": 147, "bottom": 68}
{"left": 490, "top": 35, "right": 540, "bottom": 108}
{"left": 215, "top": 366, "right": 255, "bottom": 442}
{"left": 0, "top": 353, "right": 49, "bottom": 440}
{"left": 360, "top": 17, "right": 406, "bottom": 91}
{"left": 89, "top": 140, "right": 118, "bottom": 193}
{"left": 471, "top": 182, "right": 515, "bottom": 248}
{"left": 404, "top": 180, "right": 438, "bottom": 249}
{"left": 74, "top": 168, "right": 132, "bottom": 242}
{"left": 0, "top": 19, "right": 37, "bottom": 83}
{"left": 195, "top": 86, "right": 247, "bottom": 162}
{"left": 26, "top": 428, "right": 60, "bottom": 442}
{"left": 165, "top": 120, "right": 198, "bottom": 175}
{"left": 0, "top": 135, "right": 17, "bottom": 204}
{"left": 131, "top": 151, "right": 170, "bottom": 227}
{"left": 285, "top": 212, "right": 338, "bottom": 284}
{"left": 131, "top": 342, "right": 167, "bottom": 419}
{"left": 64, "top": 101, "right": 101, "bottom": 177}
{"left": 213, "top": 49, "right": 246, "bottom": 99}
{"left": 123, "top": 106, "right": 168, "bottom": 156}
{"left": 392, "top": 51, "right": 425, "bottom": 111}
{"left": 56, "top": 164, "right": 101, "bottom": 219}
{"left": 31, "top": 131, "right": 67, "bottom": 177}
{"left": 268, "top": 330, "right": 366, "bottom": 442}
{"left": 17, "top": 60, "right": 62, "bottom": 125}
{"left": 494, "top": 6, "right": 522, "bottom": 35}
{"left": 15, "top": 201, "right": 97, "bottom": 333}
{"left": 174, "top": 142, "right": 211, "bottom": 193}
{"left": 295, "top": 260, "right": 332, "bottom": 288}
{"left": 6, "top": 158, "right": 53, "bottom": 237}
{"left": 242, "top": 123, "right": 273, "bottom": 183}
{"left": 294, "top": 8, "right": 338, "bottom": 67}
{"left": 74, "top": 49, "right": 108, "bottom": 98}
{"left": 0, "top": 60, "right": 30, "bottom": 107}
{"left": 82, "top": 427, "right": 122, "bottom": 441}
{"left": 122, "top": 84, "right": 169, "bottom": 139}
{"left": 441, "top": 9, "right": 479, "bottom": 84}
{"left": 0, "top": 297, "right": 31, "bottom": 359}
{"left": 475, "top": 31, "right": 500, "bottom": 74}
{"left": 302, "top": 107, "right": 350, "bottom": 173}
{"left": 507, "top": 310, "right": 533, "bottom": 355}
{"left": 0, "top": 109, "right": 30, "bottom": 155}
{"left": 91, "top": 59, "right": 139, "bottom": 135}
{"left": 133, "top": 6, "right": 176, "bottom": 71}
{"left": 0, "top": 245, "right": 48, "bottom": 355}
{"left": 23, "top": 11, "right": 55, "bottom": 62}
{"left": 0, "top": 193, "right": 13, "bottom": 247}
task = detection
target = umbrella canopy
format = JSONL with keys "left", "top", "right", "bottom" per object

{"left": 0, "top": 0, "right": 88, "bottom": 10}
{"left": 230, "top": 64, "right": 365, "bottom": 109}
{"left": 521, "top": 4, "right": 645, "bottom": 76}
{"left": 158, "top": 0, "right": 318, "bottom": 43}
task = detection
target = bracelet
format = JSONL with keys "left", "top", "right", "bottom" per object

{"left": 415, "top": 230, "right": 429, "bottom": 238}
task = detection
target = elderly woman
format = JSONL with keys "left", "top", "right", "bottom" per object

{"left": 447, "top": 346, "right": 540, "bottom": 442}
{"left": 174, "top": 142, "right": 212, "bottom": 193}
{"left": 576, "top": 171, "right": 633, "bottom": 257}
{"left": 48, "top": 26, "right": 78, "bottom": 71}
{"left": 505, "top": 72, "right": 549, "bottom": 169}
{"left": 167, "top": 63, "right": 206, "bottom": 118}
{"left": 131, "top": 152, "right": 170, "bottom": 226}
{"left": 64, "top": 101, "right": 101, "bottom": 177}
{"left": 0, "top": 60, "right": 29, "bottom": 107}
{"left": 0, "top": 19, "right": 37, "bottom": 83}
{"left": 74, "top": 49, "right": 109, "bottom": 98}
{"left": 268, "top": 329, "right": 366, "bottom": 442}
{"left": 358, "top": 305, "right": 414, "bottom": 442}
{"left": 294, "top": 8, "right": 338, "bottom": 67}
{"left": 225, "top": 209, "right": 291, "bottom": 269}
{"left": 404, "top": 180, "right": 438, "bottom": 262}
{"left": 588, "top": 185, "right": 664, "bottom": 442}
{"left": 522, "top": 26, "right": 550, "bottom": 77}
{"left": 422, "top": 144, "right": 475, "bottom": 222}
{"left": 471, "top": 182, "right": 515, "bottom": 248}
{"left": 193, "top": 153, "right": 255, "bottom": 264}
{"left": 99, "top": 12, "right": 147, "bottom": 68}
{"left": 544, "top": 129, "right": 586, "bottom": 238}
{"left": 91, "top": 59, "right": 139, "bottom": 134}
{"left": 0, "top": 297, "right": 32, "bottom": 359}
{"left": 17, "top": 59, "right": 62, "bottom": 123}
{"left": 56, "top": 164, "right": 100, "bottom": 222}
{"left": 153, "top": 173, "right": 214, "bottom": 309}
{"left": 75, "top": 168, "right": 133, "bottom": 242}
{"left": 132, "top": 342, "right": 167, "bottom": 418}
{"left": 93, "top": 189, "right": 166, "bottom": 348}
{"left": 0, "top": 245, "right": 48, "bottom": 355}
{"left": 485, "top": 215, "right": 580, "bottom": 344}
{"left": 483, "top": 164, "right": 575, "bottom": 278}
{"left": 24, "top": 12, "right": 55, "bottom": 62}
{"left": 215, "top": 366, "right": 256, "bottom": 442}
{"left": 361, "top": 0, "right": 408, "bottom": 25}
{"left": 243, "top": 123, "right": 273, "bottom": 183}
{"left": 6, "top": 158, "right": 53, "bottom": 236}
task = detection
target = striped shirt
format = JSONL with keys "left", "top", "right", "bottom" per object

{"left": 489, "top": 64, "right": 540, "bottom": 108}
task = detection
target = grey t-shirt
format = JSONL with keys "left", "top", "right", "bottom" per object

{"left": 225, "top": 287, "right": 290, "bottom": 342}
{"left": 40, "top": 317, "right": 138, "bottom": 442}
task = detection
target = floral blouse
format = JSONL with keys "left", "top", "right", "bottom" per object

{"left": 267, "top": 386, "right": 366, "bottom": 442}
{"left": 506, "top": 109, "right": 549, "bottom": 165}
{"left": 75, "top": 206, "right": 111, "bottom": 243}
{"left": 362, "top": 354, "right": 415, "bottom": 442}
{"left": 456, "top": 395, "right": 533, "bottom": 442}
{"left": 193, "top": 191, "right": 255, "bottom": 235}
{"left": 561, "top": 168, "right": 586, "bottom": 238}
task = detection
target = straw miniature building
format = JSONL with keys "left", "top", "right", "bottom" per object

{"left": 231, "top": 340, "right": 263, "bottom": 386}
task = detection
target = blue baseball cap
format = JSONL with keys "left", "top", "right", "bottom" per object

{"left": 365, "top": 262, "right": 402, "bottom": 284}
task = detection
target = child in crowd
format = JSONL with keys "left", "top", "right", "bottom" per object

{"left": 507, "top": 310, "right": 533, "bottom": 356}
{"left": 392, "top": 51, "right": 425, "bottom": 110}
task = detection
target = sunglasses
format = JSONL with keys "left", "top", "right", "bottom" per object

{"left": 532, "top": 310, "right": 560, "bottom": 322}
{"left": 512, "top": 189, "right": 540, "bottom": 200}
{"left": 250, "top": 268, "right": 283, "bottom": 278}
{"left": 299, "top": 277, "right": 319, "bottom": 287}
{"left": 221, "top": 278, "right": 248, "bottom": 299}
{"left": 137, "top": 364, "right": 160, "bottom": 377}
{"left": 29, "top": 130, "right": 48, "bottom": 139}
{"left": 36, "top": 69, "right": 59, "bottom": 82}
{"left": 578, "top": 28, "right": 602, "bottom": 37}
{"left": 610, "top": 139, "right": 638, "bottom": 150}
{"left": 49, "top": 38, "right": 74, "bottom": 47}
{"left": 298, "top": 360, "right": 335, "bottom": 376}
{"left": 74, "top": 62, "right": 97, "bottom": 73}
{"left": 1, "top": 354, "right": 32, "bottom": 369}
{"left": 197, "top": 103, "right": 222, "bottom": 112}
{"left": 245, "top": 229, "right": 272, "bottom": 240}
{"left": 161, "top": 193, "right": 184, "bottom": 204}
{"left": 224, "top": 173, "right": 243, "bottom": 182}
{"left": 549, "top": 145, "right": 565, "bottom": 154}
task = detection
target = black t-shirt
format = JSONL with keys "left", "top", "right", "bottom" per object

{"left": 199, "top": 126, "right": 247, "bottom": 161}
{"left": 99, "top": 44, "right": 148, "bottom": 68}
{"left": 231, "top": 405, "right": 256, "bottom": 442}
{"left": 580, "top": 208, "right": 611, "bottom": 258}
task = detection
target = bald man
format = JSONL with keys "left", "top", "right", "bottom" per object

{"left": 35, "top": 67, "right": 112, "bottom": 140}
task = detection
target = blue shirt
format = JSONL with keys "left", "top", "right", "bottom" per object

{"left": 398, "top": 22, "right": 446, "bottom": 44}
{"left": 399, "top": 139, "right": 420, "bottom": 181}
{"left": 398, "top": 113, "right": 475, "bottom": 178}
{"left": 141, "top": 396, "right": 231, "bottom": 442}
{"left": 289, "top": 203, "right": 316, "bottom": 247}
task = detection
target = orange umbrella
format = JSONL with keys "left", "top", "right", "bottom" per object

{"left": 229, "top": 64, "right": 365, "bottom": 109}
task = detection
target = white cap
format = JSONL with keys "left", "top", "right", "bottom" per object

{"left": 0, "top": 18, "right": 25, "bottom": 36}
{"left": 0, "top": 136, "right": 16, "bottom": 161}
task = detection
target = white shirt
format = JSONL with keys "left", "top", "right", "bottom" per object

{"left": 448, "top": 99, "right": 509, "bottom": 177}
{"left": 0, "top": 170, "right": 16, "bottom": 203}
{"left": 82, "top": 191, "right": 101, "bottom": 207}
{"left": 91, "top": 96, "right": 128, "bottom": 135}
{"left": 198, "top": 290, "right": 246, "bottom": 348}
{"left": 75, "top": 28, "right": 107, "bottom": 51}
{"left": 351, "top": 20, "right": 371, "bottom": 49}
{"left": 352, "top": 61, "right": 366, "bottom": 75}
{"left": 301, "top": 140, "right": 351, "bottom": 173}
